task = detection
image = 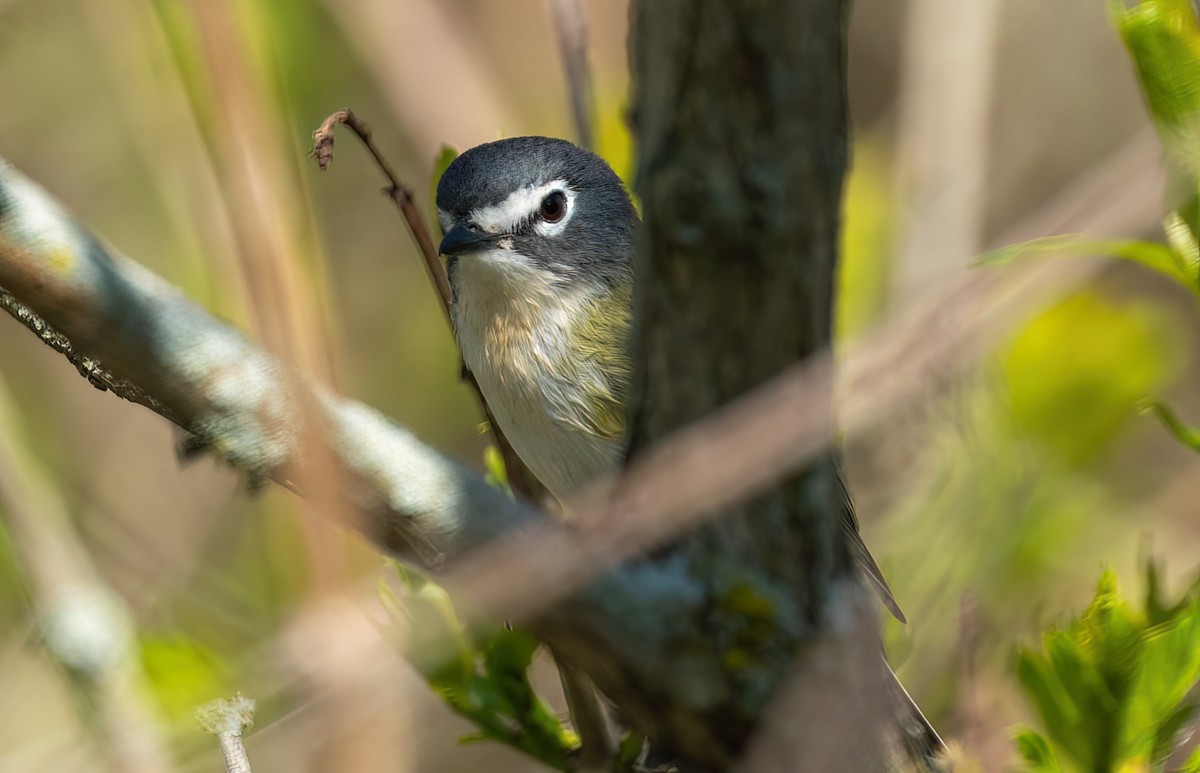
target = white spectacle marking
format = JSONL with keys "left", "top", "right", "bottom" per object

{"left": 469, "top": 179, "right": 576, "bottom": 237}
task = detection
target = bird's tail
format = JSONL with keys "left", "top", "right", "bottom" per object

{"left": 886, "top": 662, "right": 949, "bottom": 772}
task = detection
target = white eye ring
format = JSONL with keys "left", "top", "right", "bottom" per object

{"left": 532, "top": 188, "right": 575, "bottom": 237}
{"left": 468, "top": 179, "right": 575, "bottom": 235}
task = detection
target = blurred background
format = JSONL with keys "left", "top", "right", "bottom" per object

{"left": 0, "top": 0, "right": 1196, "bottom": 770}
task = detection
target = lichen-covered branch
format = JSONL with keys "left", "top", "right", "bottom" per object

{"left": 0, "top": 160, "right": 534, "bottom": 567}
{"left": 0, "top": 286, "right": 177, "bottom": 423}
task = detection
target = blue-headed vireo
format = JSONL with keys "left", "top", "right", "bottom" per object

{"left": 436, "top": 136, "right": 633, "bottom": 501}
{"left": 436, "top": 136, "right": 898, "bottom": 609}
{"left": 434, "top": 135, "right": 943, "bottom": 756}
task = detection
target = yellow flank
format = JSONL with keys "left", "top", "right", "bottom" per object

{"left": 564, "top": 278, "right": 632, "bottom": 440}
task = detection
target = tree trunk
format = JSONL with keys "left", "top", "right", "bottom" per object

{"left": 533, "top": 1, "right": 896, "bottom": 769}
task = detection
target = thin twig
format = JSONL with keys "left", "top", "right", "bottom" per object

{"left": 311, "top": 108, "right": 544, "bottom": 500}
{"left": 312, "top": 109, "right": 452, "bottom": 318}
{"left": 549, "top": 0, "right": 595, "bottom": 150}
{"left": 197, "top": 696, "right": 256, "bottom": 773}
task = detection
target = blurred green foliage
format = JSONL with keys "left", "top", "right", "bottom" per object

{"left": 978, "top": 0, "right": 1200, "bottom": 456}
{"left": 838, "top": 140, "right": 894, "bottom": 341}
{"left": 1001, "top": 292, "right": 1184, "bottom": 468}
{"left": 878, "top": 282, "right": 1186, "bottom": 735}
{"left": 986, "top": 5, "right": 1200, "bottom": 770}
{"left": 1015, "top": 562, "right": 1200, "bottom": 772}
{"left": 139, "top": 632, "right": 232, "bottom": 725}
{"left": 379, "top": 564, "right": 579, "bottom": 771}
{"left": 593, "top": 90, "right": 635, "bottom": 188}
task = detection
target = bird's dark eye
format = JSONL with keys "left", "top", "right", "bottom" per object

{"left": 539, "top": 191, "right": 567, "bottom": 223}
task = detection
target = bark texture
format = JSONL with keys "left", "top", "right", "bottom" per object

{"left": 527, "top": 1, "right": 890, "bottom": 769}
{"left": 629, "top": 0, "right": 854, "bottom": 629}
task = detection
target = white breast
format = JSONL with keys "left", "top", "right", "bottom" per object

{"left": 450, "top": 249, "right": 622, "bottom": 500}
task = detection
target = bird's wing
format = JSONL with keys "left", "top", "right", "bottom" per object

{"left": 886, "top": 658, "right": 947, "bottom": 768}
{"left": 838, "top": 470, "right": 907, "bottom": 623}
{"left": 560, "top": 279, "right": 910, "bottom": 623}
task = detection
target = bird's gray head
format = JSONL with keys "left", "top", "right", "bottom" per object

{"left": 436, "top": 136, "right": 637, "bottom": 290}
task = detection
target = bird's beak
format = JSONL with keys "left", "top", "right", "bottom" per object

{"left": 438, "top": 222, "right": 497, "bottom": 256}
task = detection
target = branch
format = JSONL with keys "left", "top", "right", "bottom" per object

{"left": 549, "top": 0, "right": 595, "bottom": 150}
{"left": 197, "top": 696, "right": 256, "bottom": 773}
{"left": 0, "top": 287, "right": 178, "bottom": 423}
{"left": 0, "top": 159, "right": 534, "bottom": 567}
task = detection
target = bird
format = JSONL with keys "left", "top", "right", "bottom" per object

{"left": 435, "top": 135, "right": 944, "bottom": 762}
{"left": 436, "top": 136, "right": 634, "bottom": 501}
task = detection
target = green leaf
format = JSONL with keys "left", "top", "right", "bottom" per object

{"left": 480, "top": 630, "right": 579, "bottom": 766}
{"left": 1017, "top": 635, "right": 1101, "bottom": 770}
{"left": 1014, "top": 728, "right": 1064, "bottom": 772}
{"left": 378, "top": 567, "right": 474, "bottom": 688}
{"left": 1015, "top": 564, "right": 1200, "bottom": 771}
{"left": 980, "top": 235, "right": 1196, "bottom": 291}
{"left": 1124, "top": 605, "right": 1200, "bottom": 759}
{"left": 1142, "top": 397, "right": 1200, "bottom": 451}
{"left": 379, "top": 563, "right": 577, "bottom": 770}
{"left": 1112, "top": 0, "right": 1200, "bottom": 184}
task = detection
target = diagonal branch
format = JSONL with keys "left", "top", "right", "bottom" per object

{"left": 0, "top": 159, "right": 533, "bottom": 567}
{"left": 313, "top": 109, "right": 451, "bottom": 318}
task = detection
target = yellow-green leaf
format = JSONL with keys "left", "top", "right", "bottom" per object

{"left": 980, "top": 235, "right": 1197, "bottom": 292}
